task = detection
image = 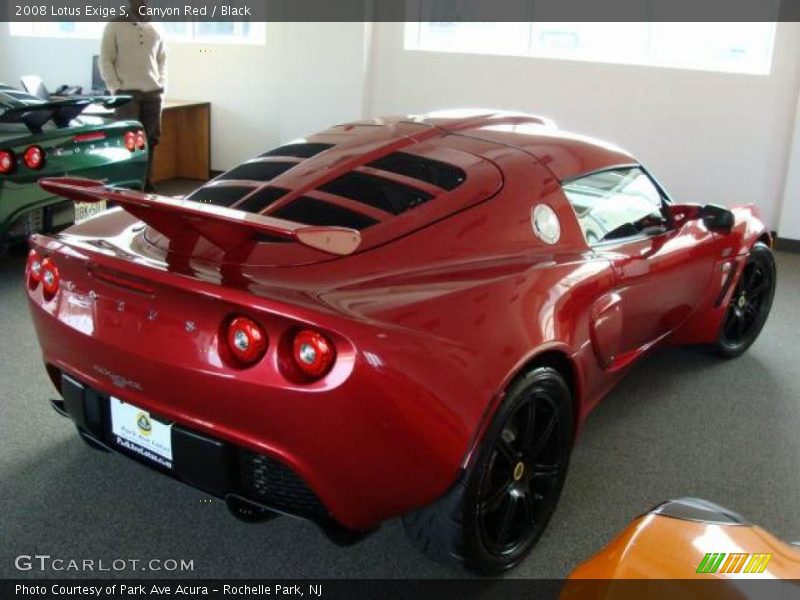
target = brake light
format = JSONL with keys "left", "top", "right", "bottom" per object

{"left": 27, "top": 249, "right": 43, "bottom": 288}
{"left": 124, "top": 131, "right": 137, "bottom": 152}
{"left": 224, "top": 315, "right": 268, "bottom": 366}
{"left": 0, "top": 150, "right": 14, "bottom": 174}
{"left": 135, "top": 130, "right": 146, "bottom": 150}
{"left": 23, "top": 145, "right": 44, "bottom": 170}
{"left": 41, "top": 257, "right": 60, "bottom": 298}
{"left": 284, "top": 329, "right": 336, "bottom": 382}
{"left": 73, "top": 132, "right": 107, "bottom": 143}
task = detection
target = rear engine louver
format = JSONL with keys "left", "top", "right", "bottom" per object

{"left": 319, "top": 172, "right": 433, "bottom": 215}
{"left": 271, "top": 197, "right": 378, "bottom": 230}
{"left": 234, "top": 187, "right": 288, "bottom": 213}
{"left": 182, "top": 144, "right": 470, "bottom": 245}
{"left": 260, "top": 143, "right": 334, "bottom": 158}
{"left": 367, "top": 152, "right": 466, "bottom": 190}
{"left": 218, "top": 160, "right": 296, "bottom": 182}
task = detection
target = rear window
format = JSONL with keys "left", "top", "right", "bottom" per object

{"left": 218, "top": 161, "right": 296, "bottom": 182}
{"left": 367, "top": 152, "right": 466, "bottom": 190}
{"left": 271, "top": 197, "right": 378, "bottom": 230}
{"left": 319, "top": 172, "right": 432, "bottom": 215}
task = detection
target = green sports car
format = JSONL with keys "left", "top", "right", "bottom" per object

{"left": 0, "top": 85, "right": 148, "bottom": 249}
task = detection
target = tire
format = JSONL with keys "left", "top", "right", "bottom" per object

{"left": 716, "top": 242, "right": 776, "bottom": 358}
{"left": 402, "top": 367, "right": 573, "bottom": 574}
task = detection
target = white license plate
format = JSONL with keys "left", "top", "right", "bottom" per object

{"left": 110, "top": 397, "right": 173, "bottom": 469}
{"left": 74, "top": 200, "right": 107, "bottom": 224}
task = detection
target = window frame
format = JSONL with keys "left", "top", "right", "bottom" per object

{"left": 561, "top": 164, "right": 676, "bottom": 248}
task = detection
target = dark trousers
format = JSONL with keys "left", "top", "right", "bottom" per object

{"left": 115, "top": 90, "right": 163, "bottom": 191}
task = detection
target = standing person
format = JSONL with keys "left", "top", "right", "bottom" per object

{"left": 99, "top": 0, "right": 166, "bottom": 192}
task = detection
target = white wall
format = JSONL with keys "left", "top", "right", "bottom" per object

{"left": 367, "top": 22, "right": 800, "bottom": 230}
{"left": 0, "top": 33, "right": 100, "bottom": 92}
{"left": 167, "top": 22, "right": 369, "bottom": 167}
{"left": 0, "top": 22, "right": 369, "bottom": 170}
{"left": 778, "top": 91, "right": 800, "bottom": 240}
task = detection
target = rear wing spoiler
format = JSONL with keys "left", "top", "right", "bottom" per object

{"left": 0, "top": 95, "right": 132, "bottom": 134}
{"left": 39, "top": 177, "right": 362, "bottom": 256}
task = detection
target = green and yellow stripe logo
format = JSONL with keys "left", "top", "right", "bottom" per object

{"left": 696, "top": 552, "right": 772, "bottom": 574}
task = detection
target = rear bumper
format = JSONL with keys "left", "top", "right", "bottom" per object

{"left": 52, "top": 371, "right": 335, "bottom": 526}
{"left": 26, "top": 247, "right": 472, "bottom": 530}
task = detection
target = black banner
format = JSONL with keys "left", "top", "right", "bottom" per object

{"left": 3, "top": 579, "right": 800, "bottom": 600}
{"left": 0, "top": 0, "right": 798, "bottom": 22}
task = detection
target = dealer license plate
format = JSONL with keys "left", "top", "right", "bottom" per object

{"left": 74, "top": 200, "right": 107, "bottom": 224}
{"left": 110, "top": 397, "right": 173, "bottom": 469}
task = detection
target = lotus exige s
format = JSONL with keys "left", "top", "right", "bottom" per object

{"left": 26, "top": 110, "right": 775, "bottom": 573}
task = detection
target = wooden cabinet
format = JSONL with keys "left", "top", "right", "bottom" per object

{"left": 151, "top": 100, "right": 210, "bottom": 183}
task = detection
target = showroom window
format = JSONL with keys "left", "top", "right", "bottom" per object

{"left": 8, "top": 21, "right": 266, "bottom": 45}
{"left": 404, "top": 22, "right": 776, "bottom": 75}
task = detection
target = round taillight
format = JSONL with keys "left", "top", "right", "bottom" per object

{"left": 0, "top": 150, "right": 14, "bottom": 174}
{"left": 41, "top": 257, "right": 60, "bottom": 298}
{"left": 135, "top": 130, "right": 146, "bottom": 150}
{"left": 290, "top": 329, "right": 335, "bottom": 381}
{"left": 124, "top": 131, "right": 137, "bottom": 152}
{"left": 27, "top": 249, "right": 43, "bottom": 288}
{"left": 23, "top": 145, "right": 44, "bottom": 170}
{"left": 225, "top": 316, "right": 268, "bottom": 366}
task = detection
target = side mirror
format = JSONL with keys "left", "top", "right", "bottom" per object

{"left": 699, "top": 204, "right": 734, "bottom": 234}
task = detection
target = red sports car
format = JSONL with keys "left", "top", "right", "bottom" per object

{"left": 26, "top": 110, "right": 776, "bottom": 573}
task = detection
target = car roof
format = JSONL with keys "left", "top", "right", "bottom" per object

{"left": 413, "top": 109, "right": 637, "bottom": 181}
{"left": 191, "top": 109, "right": 636, "bottom": 221}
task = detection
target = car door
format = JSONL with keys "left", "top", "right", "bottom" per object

{"left": 563, "top": 167, "right": 718, "bottom": 360}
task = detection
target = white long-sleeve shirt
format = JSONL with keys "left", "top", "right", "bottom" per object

{"left": 100, "top": 21, "right": 167, "bottom": 94}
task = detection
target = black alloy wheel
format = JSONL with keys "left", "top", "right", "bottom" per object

{"left": 474, "top": 388, "right": 565, "bottom": 558}
{"left": 717, "top": 242, "right": 776, "bottom": 358}
{"left": 402, "top": 366, "right": 573, "bottom": 573}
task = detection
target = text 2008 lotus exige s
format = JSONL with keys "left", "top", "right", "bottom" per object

{"left": 26, "top": 110, "right": 776, "bottom": 573}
